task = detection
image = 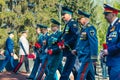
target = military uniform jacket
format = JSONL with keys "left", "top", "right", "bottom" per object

{"left": 37, "top": 33, "right": 43, "bottom": 45}
{"left": 47, "top": 30, "right": 62, "bottom": 54}
{"left": 63, "top": 19, "right": 79, "bottom": 51}
{"left": 75, "top": 24, "right": 98, "bottom": 62}
{"left": 35, "top": 33, "right": 43, "bottom": 57}
{"left": 40, "top": 32, "right": 49, "bottom": 59}
{"left": 106, "top": 18, "right": 120, "bottom": 66}
{"left": 42, "top": 32, "right": 49, "bottom": 49}
{"left": 5, "top": 37, "right": 14, "bottom": 55}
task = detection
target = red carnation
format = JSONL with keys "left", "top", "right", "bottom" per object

{"left": 35, "top": 42, "right": 41, "bottom": 48}
{"left": 47, "top": 49, "right": 53, "bottom": 55}
{"left": 57, "top": 40, "right": 65, "bottom": 49}
{"left": 102, "top": 43, "right": 108, "bottom": 49}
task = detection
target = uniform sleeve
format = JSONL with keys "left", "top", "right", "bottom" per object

{"left": 87, "top": 26, "right": 98, "bottom": 61}
{"left": 108, "top": 45, "right": 120, "bottom": 55}
{"left": 38, "top": 34, "right": 43, "bottom": 44}
{"left": 6, "top": 38, "right": 14, "bottom": 54}
{"left": 48, "top": 32, "right": 62, "bottom": 55}
{"left": 108, "top": 23, "right": 120, "bottom": 55}
{"left": 75, "top": 39, "right": 80, "bottom": 51}
{"left": 65, "top": 21, "right": 80, "bottom": 46}
{"left": 51, "top": 46, "right": 61, "bottom": 54}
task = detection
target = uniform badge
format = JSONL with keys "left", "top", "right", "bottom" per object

{"left": 73, "top": 24, "right": 77, "bottom": 28}
{"left": 110, "top": 27, "right": 115, "bottom": 32}
{"left": 90, "top": 30, "right": 95, "bottom": 36}
{"left": 82, "top": 32, "right": 87, "bottom": 35}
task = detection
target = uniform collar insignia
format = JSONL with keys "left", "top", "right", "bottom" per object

{"left": 110, "top": 26, "right": 115, "bottom": 32}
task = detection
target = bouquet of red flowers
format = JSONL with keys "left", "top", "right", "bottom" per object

{"left": 35, "top": 42, "right": 41, "bottom": 48}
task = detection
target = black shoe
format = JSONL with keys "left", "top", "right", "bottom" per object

{"left": 26, "top": 71, "right": 30, "bottom": 73}
{"left": 95, "top": 73, "right": 99, "bottom": 76}
{"left": 12, "top": 71, "right": 19, "bottom": 75}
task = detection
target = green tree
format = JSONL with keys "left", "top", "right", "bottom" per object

{"left": 0, "top": 0, "right": 120, "bottom": 54}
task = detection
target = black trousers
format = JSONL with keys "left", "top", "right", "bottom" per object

{"left": 13, "top": 55, "right": 30, "bottom": 73}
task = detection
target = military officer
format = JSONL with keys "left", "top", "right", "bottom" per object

{"left": 60, "top": 6, "right": 80, "bottom": 80}
{"left": 72, "top": 10, "right": 98, "bottom": 80}
{"left": 35, "top": 24, "right": 50, "bottom": 80}
{"left": 39, "top": 24, "right": 49, "bottom": 61}
{"left": 36, "top": 21, "right": 63, "bottom": 80}
{"left": 101, "top": 4, "right": 120, "bottom": 80}
{"left": 27, "top": 24, "right": 43, "bottom": 79}
{"left": 44, "top": 18, "right": 63, "bottom": 80}
{"left": 0, "top": 31, "right": 15, "bottom": 72}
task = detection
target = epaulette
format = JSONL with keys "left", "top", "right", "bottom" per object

{"left": 118, "top": 20, "right": 120, "bottom": 22}
{"left": 86, "top": 23, "right": 91, "bottom": 27}
{"left": 71, "top": 19, "right": 75, "bottom": 21}
{"left": 47, "top": 33, "right": 51, "bottom": 36}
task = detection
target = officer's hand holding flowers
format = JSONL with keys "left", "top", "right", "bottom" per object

{"left": 103, "top": 49, "right": 108, "bottom": 56}
{"left": 11, "top": 53, "right": 14, "bottom": 56}
{"left": 100, "top": 43, "right": 108, "bottom": 58}
{"left": 100, "top": 49, "right": 108, "bottom": 58}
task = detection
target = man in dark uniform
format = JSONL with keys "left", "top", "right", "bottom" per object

{"left": 36, "top": 21, "right": 63, "bottom": 80}
{"left": 35, "top": 24, "right": 50, "bottom": 80}
{"left": 44, "top": 18, "right": 63, "bottom": 80}
{"left": 40, "top": 24, "right": 49, "bottom": 61}
{"left": 0, "top": 31, "right": 15, "bottom": 72}
{"left": 72, "top": 10, "right": 98, "bottom": 80}
{"left": 27, "top": 24, "right": 43, "bottom": 79}
{"left": 101, "top": 4, "right": 120, "bottom": 80}
{"left": 60, "top": 7, "right": 79, "bottom": 80}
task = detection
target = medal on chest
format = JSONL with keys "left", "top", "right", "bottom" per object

{"left": 80, "top": 32, "right": 87, "bottom": 40}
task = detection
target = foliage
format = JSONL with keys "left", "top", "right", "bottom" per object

{"left": 0, "top": 0, "right": 120, "bottom": 54}
{"left": 0, "top": 28, "right": 7, "bottom": 48}
{"left": 0, "top": 0, "right": 5, "bottom": 6}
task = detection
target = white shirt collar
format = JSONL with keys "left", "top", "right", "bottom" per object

{"left": 111, "top": 17, "right": 118, "bottom": 26}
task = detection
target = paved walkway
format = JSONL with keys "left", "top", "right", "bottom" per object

{"left": 0, "top": 59, "right": 109, "bottom": 80}
{"left": 0, "top": 71, "right": 28, "bottom": 80}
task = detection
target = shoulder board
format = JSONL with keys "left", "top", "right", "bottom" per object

{"left": 71, "top": 19, "right": 75, "bottom": 21}
{"left": 47, "top": 33, "right": 51, "bottom": 36}
{"left": 86, "top": 23, "right": 91, "bottom": 27}
{"left": 118, "top": 20, "right": 120, "bottom": 23}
